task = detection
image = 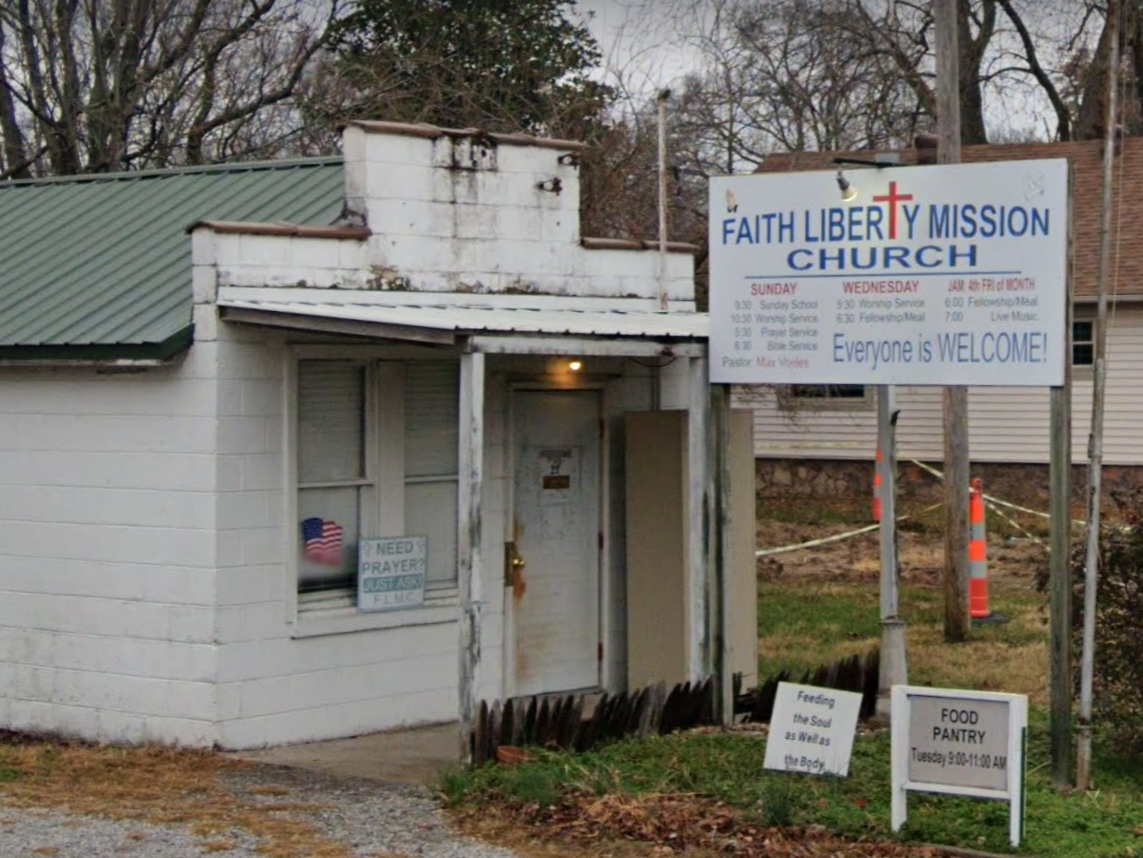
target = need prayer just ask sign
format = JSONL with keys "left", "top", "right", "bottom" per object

{"left": 708, "top": 160, "right": 1068, "bottom": 387}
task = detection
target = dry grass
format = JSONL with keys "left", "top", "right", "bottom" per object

{"left": 0, "top": 742, "right": 404, "bottom": 858}
{"left": 758, "top": 517, "right": 1051, "bottom": 700}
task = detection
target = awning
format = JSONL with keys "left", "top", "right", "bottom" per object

{"left": 217, "top": 287, "right": 709, "bottom": 355}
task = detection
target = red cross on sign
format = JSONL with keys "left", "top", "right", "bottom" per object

{"left": 872, "top": 181, "right": 914, "bottom": 240}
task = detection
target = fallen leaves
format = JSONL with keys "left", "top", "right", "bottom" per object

{"left": 457, "top": 790, "right": 950, "bottom": 858}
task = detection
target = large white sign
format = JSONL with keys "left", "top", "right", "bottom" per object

{"left": 891, "top": 686, "right": 1027, "bottom": 847}
{"left": 709, "top": 160, "right": 1068, "bottom": 386}
{"left": 763, "top": 682, "right": 863, "bottom": 777}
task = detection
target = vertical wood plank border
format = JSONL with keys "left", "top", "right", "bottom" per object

{"left": 458, "top": 350, "right": 486, "bottom": 762}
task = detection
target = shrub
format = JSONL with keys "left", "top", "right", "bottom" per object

{"left": 1039, "top": 516, "right": 1143, "bottom": 755}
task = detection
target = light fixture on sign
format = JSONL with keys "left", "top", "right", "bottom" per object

{"left": 836, "top": 168, "right": 858, "bottom": 202}
{"left": 568, "top": 360, "right": 583, "bottom": 372}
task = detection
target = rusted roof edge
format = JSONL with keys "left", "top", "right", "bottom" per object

{"left": 188, "top": 220, "right": 371, "bottom": 240}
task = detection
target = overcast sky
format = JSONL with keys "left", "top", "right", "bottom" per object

{"left": 576, "top": 0, "right": 700, "bottom": 94}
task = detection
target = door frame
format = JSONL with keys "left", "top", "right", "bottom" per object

{"left": 503, "top": 381, "right": 610, "bottom": 699}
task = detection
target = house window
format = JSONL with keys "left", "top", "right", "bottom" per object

{"left": 295, "top": 358, "right": 459, "bottom": 611}
{"left": 791, "top": 384, "right": 867, "bottom": 400}
{"left": 1073, "top": 319, "right": 1094, "bottom": 367}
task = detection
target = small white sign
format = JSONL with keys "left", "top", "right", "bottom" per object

{"left": 708, "top": 160, "right": 1068, "bottom": 387}
{"left": 763, "top": 682, "right": 864, "bottom": 777}
{"left": 357, "top": 536, "right": 427, "bottom": 612}
{"left": 892, "top": 686, "right": 1027, "bottom": 847}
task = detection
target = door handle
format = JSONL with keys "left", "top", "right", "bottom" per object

{"left": 505, "top": 541, "right": 527, "bottom": 593}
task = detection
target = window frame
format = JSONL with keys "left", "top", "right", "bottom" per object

{"left": 1072, "top": 315, "right": 1095, "bottom": 370}
{"left": 782, "top": 383, "right": 872, "bottom": 411}
{"left": 284, "top": 346, "right": 460, "bottom": 638}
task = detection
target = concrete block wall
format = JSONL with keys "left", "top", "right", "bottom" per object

{"left": 334, "top": 124, "right": 694, "bottom": 299}
{"left": 0, "top": 319, "right": 220, "bottom": 746}
{"left": 207, "top": 315, "right": 462, "bottom": 749}
{"left": 212, "top": 235, "right": 369, "bottom": 291}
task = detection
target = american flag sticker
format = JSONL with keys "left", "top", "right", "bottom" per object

{"left": 302, "top": 517, "right": 344, "bottom": 566}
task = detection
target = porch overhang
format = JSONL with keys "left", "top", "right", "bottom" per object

{"left": 216, "top": 287, "right": 709, "bottom": 356}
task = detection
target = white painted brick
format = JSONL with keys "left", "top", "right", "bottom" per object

{"left": 237, "top": 235, "right": 293, "bottom": 268}
{"left": 216, "top": 603, "right": 281, "bottom": 644}
{"left": 236, "top": 650, "right": 456, "bottom": 718}
{"left": 143, "top": 566, "right": 216, "bottom": 606}
{"left": 217, "top": 417, "right": 270, "bottom": 455}
{"left": 215, "top": 685, "right": 455, "bottom": 749}
{"left": 96, "top": 638, "right": 215, "bottom": 683}
{"left": 239, "top": 527, "right": 283, "bottom": 567}
{"left": 0, "top": 376, "right": 217, "bottom": 417}
{"left": 291, "top": 236, "right": 344, "bottom": 271}
{"left": 167, "top": 680, "right": 216, "bottom": 722}
{"left": 192, "top": 265, "right": 218, "bottom": 303}
{"left": 263, "top": 414, "right": 283, "bottom": 454}
{"left": 339, "top": 240, "right": 365, "bottom": 270}
{"left": 217, "top": 684, "right": 242, "bottom": 721}
{"left": 168, "top": 605, "right": 216, "bottom": 644}
{"left": 193, "top": 303, "right": 220, "bottom": 341}
{"left": 452, "top": 204, "right": 502, "bottom": 241}
{"left": 367, "top": 134, "right": 435, "bottom": 166}
{"left": 241, "top": 455, "right": 283, "bottom": 491}
{"left": 216, "top": 529, "right": 245, "bottom": 568}
{"left": 497, "top": 146, "right": 560, "bottom": 176}
{"left": 190, "top": 230, "right": 218, "bottom": 267}
{"left": 216, "top": 491, "right": 273, "bottom": 531}
{"left": 0, "top": 485, "right": 214, "bottom": 530}
{"left": 0, "top": 521, "right": 213, "bottom": 567}
{"left": 368, "top": 164, "right": 435, "bottom": 202}
{"left": 216, "top": 566, "right": 274, "bottom": 607}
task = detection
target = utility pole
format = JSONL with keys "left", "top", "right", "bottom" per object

{"left": 1078, "top": 0, "right": 1119, "bottom": 792}
{"left": 935, "top": 0, "right": 970, "bottom": 643}
{"left": 1048, "top": 188, "right": 1075, "bottom": 788}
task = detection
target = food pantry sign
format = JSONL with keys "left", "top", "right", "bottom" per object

{"left": 891, "top": 686, "right": 1028, "bottom": 846}
{"left": 708, "top": 160, "right": 1068, "bottom": 386}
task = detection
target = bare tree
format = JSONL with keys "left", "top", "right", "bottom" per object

{"left": 0, "top": 0, "right": 345, "bottom": 178}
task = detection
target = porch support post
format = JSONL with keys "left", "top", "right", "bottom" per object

{"left": 687, "top": 355, "right": 712, "bottom": 682}
{"left": 458, "top": 350, "right": 486, "bottom": 763}
{"left": 712, "top": 382, "right": 734, "bottom": 722}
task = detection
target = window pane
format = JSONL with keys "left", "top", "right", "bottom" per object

{"left": 792, "top": 384, "right": 865, "bottom": 399}
{"left": 298, "top": 486, "right": 360, "bottom": 595}
{"left": 404, "top": 362, "right": 459, "bottom": 478}
{"left": 405, "top": 481, "right": 458, "bottom": 588}
{"left": 298, "top": 361, "right": 365, "bottom": 483}
{"left": 1073, "top": 321, "right": 1094, "bottom": 366}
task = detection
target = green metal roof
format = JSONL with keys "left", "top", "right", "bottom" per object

{"left": 0, "top": 158, "right": 345, "bottom": 361}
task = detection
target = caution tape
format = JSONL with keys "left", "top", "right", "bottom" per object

{"left": 907, "top": 459, "right": 1086, "bottom": 527}
{"left": 755, "top": 503, "right": 942, "bottom": 558}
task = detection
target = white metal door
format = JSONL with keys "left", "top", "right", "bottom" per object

{"left": 511, "top": 390, "right": 601, "bottom": 696}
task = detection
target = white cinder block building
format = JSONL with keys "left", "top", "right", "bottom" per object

{"left": 0, "top": 122, "right": 756, "bottom": 749}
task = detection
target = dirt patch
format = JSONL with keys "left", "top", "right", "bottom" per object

{"left": 757, "top": 518, "right": 1046, "bottom": 587}
{"left": 0, "top": 740, "right": 391, "bottom": 858}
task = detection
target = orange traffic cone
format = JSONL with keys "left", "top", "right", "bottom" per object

{"left": 873, "top": 446, "right": 883, "bottom": 523}
{"left": 969, "top": 477, "right": 990, "bottom": 619}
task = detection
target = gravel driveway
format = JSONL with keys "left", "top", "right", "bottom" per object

{"left": 0, "top": 762, "right": 521, "bottom": 858}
